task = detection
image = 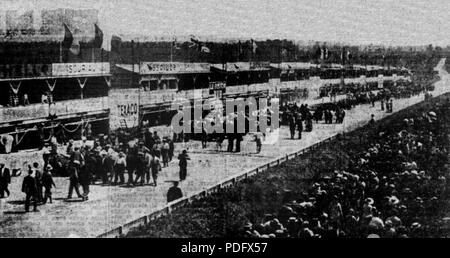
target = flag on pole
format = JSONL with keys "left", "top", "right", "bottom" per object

{"left": 62, "top": 23, "right": 74, "bottom": 49}
{"left": 172, "top": 37, "right": 181, "bottom": 50}
{"left": 189, "top": 35, "right": 211, "bottom": 53}
{"left": 63, "top": 23, "right": 81, "bottom": 56}
{"left": 251, "top": 39, "right": 258, "bottom": 54}
{"left": 201, "top": 46, "right": 210, "bottom": 53}
{"left": 341, "top": 47, "right": 351, "bottom": 64}
{"left": 93, "top": 24, "right": 103, "bottom": 48}
{"left": 322, "top": 46, "right": 329, "bottom": 60}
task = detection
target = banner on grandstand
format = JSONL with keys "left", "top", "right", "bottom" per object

{"left": 52, "top": 62, "right": 110, "bottom": 77}
{"left": 249, "top": 61, "right": 270, "bottom": 70}
{"left": 139, "top": 62, "right": 210, "bottom": 75}
{"left": 377, "top": 75, "right": 384, "bottom": 89}
{"left": 109, "top": 89, "right": 140, "bottom": 130}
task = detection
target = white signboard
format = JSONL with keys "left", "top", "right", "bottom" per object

{"left": 378, "top": 74, "right": 384, "bottom": 89}
{"left": 140, "top": 62, "right": 210, "bottom": 75}
{"left": 52, "top": 62, "right": 110, "bottom": 77}
{"left": 109, "top": 89, "right": 140, "bottom": 130}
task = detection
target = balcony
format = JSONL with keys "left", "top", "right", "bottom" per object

{"left": 0, "top": 96, "right": 109, "bottom": 125}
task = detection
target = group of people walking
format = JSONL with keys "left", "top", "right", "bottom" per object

{"left": 0, "top": 128, "right": 192, "bottom": 212}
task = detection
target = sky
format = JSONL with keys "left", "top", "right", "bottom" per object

{"left": 2, "top": 0, "right": 450, "bottom": 47}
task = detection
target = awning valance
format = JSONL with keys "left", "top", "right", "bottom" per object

{"left": 270, "top": 62, "right": 312, "bottom": 70}
{"left": 211, "top": 62, "right": 270, "bottom": 72}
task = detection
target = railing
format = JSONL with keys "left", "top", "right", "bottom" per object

{"left": 0, "top": 96, "right": 109, "bottom": 124}
{"left": 97, "top": 134, "right": 338, "bottom": 238}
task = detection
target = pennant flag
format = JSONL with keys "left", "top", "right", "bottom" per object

{"left": 62, "top": 23, "right": 74, "bottom": 49}
{"left": 315, "top": 45, "right": 322, "bottom": 60}
{"left": 251, "top": 39, "right": 258, "bottom": 54}
{"left": 172, "top": 37, "right": 181, "bottom": 50}
{"left": 322, "top": 46, "right": 329, "bottom": 60}
{"left": 201, "top": 46, "right": 210, "bottom": 53}
{"left": 341, "top": 47, "right": 352, "bottom": 64}
{"left": 93, "top": 23, "right": 103, "bottom": 48}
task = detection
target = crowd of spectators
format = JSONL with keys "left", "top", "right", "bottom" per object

{"left": 240, "top": 98, "right": 450, "bottom": 238}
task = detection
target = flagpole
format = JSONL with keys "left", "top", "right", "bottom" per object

{"left": 59, "top": 41, "right": 62, "bottom": 63}
{"left": 171, "top": 39, "right": 173, "bottom": 62}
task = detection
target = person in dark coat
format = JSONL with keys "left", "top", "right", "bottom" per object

{"left": 42, "top": 164, "right": 56, "bottom": 204}
{"left": 0, "top": 163, "right": 11, "bottom": 198}
{"left": 78, "top": 161, "right": 91, "bottom": 201}
{"left": 289, "top": 113, "right": 296, "bottom": 139}
{"left": 32, "top": 162, "right": 43, "bottom": 203}
{"left": 254, "top": 134, "right": 262, "bottom": 154}
{"left": 101, "top": 151, "right": 113, "bottom": 185}
{"left": 134, "top": 152, "right": 146, "bottom": 186}
{"left": 22, "top": 167, "right": 38, "bottom": 212}
{"left": 67, "top": 161, "right": 83, "bottom": 200}
{"left": 235, "top": 134, "right": 243, "bottom": 152}
{"left": 151, "top": 155, "right": 161, "bottom": 186}
{"left": 168, "top": 138, "right": 175, "bottom": 161}
{"left": 126, "top": 148, "right": 138, "bottom": 185}
{"left": 144, "top": 129, "right": 154, "bottom": 150}
{"left": 227, "top": 135, "right": 234, "bottom": 152}
{"left": 296, "top": 114, "right": 303, "bottom": 139}
{"left": 178, "top": 150, "right": 190, "bottom": 181}
{"left": 167, "top": 181, "right": 183, "bottom": 203}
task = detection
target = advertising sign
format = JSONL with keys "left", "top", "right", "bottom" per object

{"left": 140, "top": 62, "right": 210, "bottom": 75}
{"left": 109, "top": 89, "right": 140, "bottom": 130}
{"left": 52, "top": 62, "right": 110, "bottom": 77}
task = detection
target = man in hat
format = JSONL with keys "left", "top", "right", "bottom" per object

{"left": 78, "top": 160, "right": 91, "bottom": 201}
{"left": 288, "top": 113, "right": 296, "bottom": 139}
{"left": 368, "top": 114, "right": 375, "bottom": 127}
{"left": 67, "top": 161, "right": 83, "bottom": 200}
{"left": 32, "top": 162, "right": 44, "bottom": 203}
{"left": 161, "top": 138, "right": 170, "bottom": 168}
{"left": 70, "top": 147, "right": 84, "bottom": 168}
{"left": 0, "top": 163, "right": 11, "bottom": 198}
{"left": 254, "top": 133, "right": 262, "bottom": 154}
{"left": 114, "top": 152, "right": 127, "bottom": 185}
{"left": 66, "top": 139, "right": 74, "bottom": 156}
{"left": 134, "top": 151, "right": 146, "bottom": 186}
{"left": 178, "top": 150, "right": 190, "bottom": 181}
{"left": 153, "top": 132, "right": 161, "bottom": 144}
{"left": 22, "top": 167, "right": 38, "bottom": 212}
{"left": 167, "top": 181, "right": 183, "bottom": 202}
{"left": 168, "top": 137, "right": 175, "bottom": 161}
{"left": 144, "top": 129, "right": 154, "bottom": 150}
{"left": 296, "top": 113, "right": 303, "bottom": 140}
{"left": 126, "top": 148, "right": 138, "bottom": 185}
{"left": 150, "top": 153, "right": 161, "bottom": 186}
{"left": 42, "top": 164, "right": 56, "bottom": 204}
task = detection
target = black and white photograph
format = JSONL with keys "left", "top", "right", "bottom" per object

{"left": 0, "top": 0, "right": 450, "bottom": 246}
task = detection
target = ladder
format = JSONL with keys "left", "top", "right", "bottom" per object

{"left": 120, "top": 119, "right": 128, "bottom": 129}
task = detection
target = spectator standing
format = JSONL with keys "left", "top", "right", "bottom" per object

{"left": 22, "top": 167, "right": 38, "bottom": 212}
{"left": 167, "top": 181, "right": 183, "bottom": 203}
{"left": 42, "top": 165, "right": 56, "bottom": 204}
{"left": 0, "top": 163, "right": 11, "bottom": 198}
{"left": 178, "top": 150, "right": 190, "bottom": 181}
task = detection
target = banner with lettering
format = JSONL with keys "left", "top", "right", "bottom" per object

{"left": 139, "top": 62, "right": 210, "bottom": 75}
{"left": 109, "top": 89, "right": 140, "bottom": 130}
{"left": 52, "top": 62, "right": 110, "bottom": 77}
